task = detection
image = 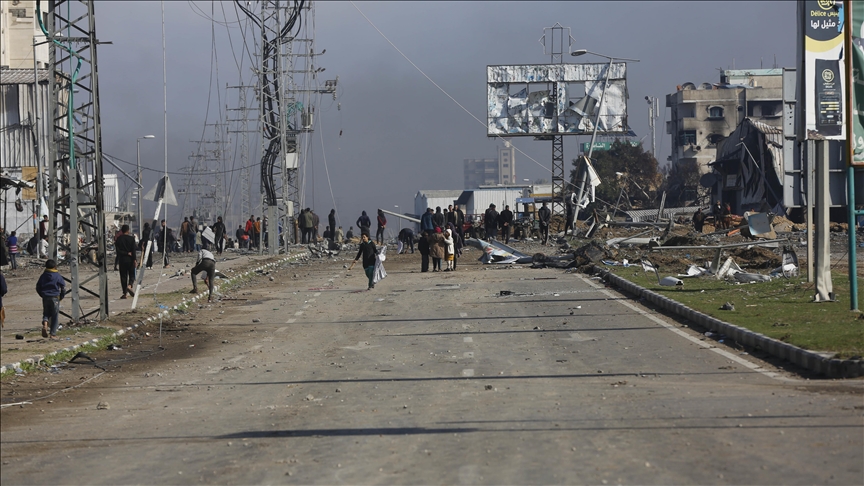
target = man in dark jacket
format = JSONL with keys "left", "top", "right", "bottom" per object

{"left": 356, "top": 211, "right": 372, "bottom": 235}
{"left": 417, "top": 230, "right": 430, "bottom": 272}
{"left": 498, "top": 205, "right": 514, "bottom": 244}
{"left": 351, "top": 232, "right": 378, "bottom": 290}
{"left": 420, "top": 208, "right": 435, "bottom": 233}
{"left": 432, "top": 207, "right": 445, "bottom": 229}
{"left": 36, "top": 259, "right": 65, "bottom": 339}
{"left": 328, "top": 209, "right": 337, "bottom": 243}
{"left": 454, "top": 205, "right": 466, "bottom": 240}
{"left": 115, "top": 224, "right": 138, "bottom": 299}
{"left": 484, "top": 204, "right": 499, "bottom": 240}
{"left": 212, "top": 216, "right": 227, "bottom": 255}
{"left": 538, "top": 202, "right": 552, "bottom": 245}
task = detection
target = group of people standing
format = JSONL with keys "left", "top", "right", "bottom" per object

{"left": 691, "top": 201, "right": 734, "bottom": 233}
{"left": 482, "top": 202, "right": 551, "bottom": 245}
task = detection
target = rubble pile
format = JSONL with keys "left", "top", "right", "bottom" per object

{"left": 729, "top": 246, "right": 781, "bottom": 269}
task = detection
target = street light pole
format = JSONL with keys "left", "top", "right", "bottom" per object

{"left": 570, "top": 49, "right": 639, "bottom": 221}
{"left": 136, "top": 135, "right": 155, "bottom": 236}
{"left": 394, "top": 205, "right": 401, "bottom": 237}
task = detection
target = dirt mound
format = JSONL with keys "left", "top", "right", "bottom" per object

{"left": 730, "top": 246, "right": 781, "bottom": 269}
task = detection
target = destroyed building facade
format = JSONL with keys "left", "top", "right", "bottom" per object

{"left": 665, "top": 69, "right": 783, "bottom": 176}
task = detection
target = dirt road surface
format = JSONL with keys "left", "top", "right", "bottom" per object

{"left": 2, "top": 247, "right": 862, "bottom": 485}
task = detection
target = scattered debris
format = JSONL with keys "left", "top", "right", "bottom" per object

{"left": 720, "top": 302, "right": 735, "bottom": 311}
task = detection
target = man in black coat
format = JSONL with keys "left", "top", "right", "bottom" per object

{"left": 432, "top": 207, "right": 445, "bottom": 230}
{"left": 212, "top": 216, "right": 227, "bottom": 255}
{"left": 328, "top": 209, "right": 337, "bottom": 243}
{"left": 115, "top": 224, "right": 138, "bottom": 299}
{"left": 484, "top": 204, "right": 499, "bottom": 241}
{"left": 498, "top": 205, "right": 514, "bottom": 244}
{"left": 538, "top": 202, "right": 552, "bottom": 245}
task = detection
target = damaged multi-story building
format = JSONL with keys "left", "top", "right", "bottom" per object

{"left": 665, "top": 69, "right": 784, "bottom": 175}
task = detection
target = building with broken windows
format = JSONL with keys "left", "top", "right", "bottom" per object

{"left": 665, "top": 69, "right": 783, "bottom": 175}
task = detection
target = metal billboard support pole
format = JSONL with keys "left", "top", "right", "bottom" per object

{"left": 42, "top": 0, "right": 109, "bottom": 322}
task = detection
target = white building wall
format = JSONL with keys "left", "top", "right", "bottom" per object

{"left": 466, "top": 188, "right": 523, "bottom": 217}
{"left": 1, "top": 1, "right": 49, "bottom": 70}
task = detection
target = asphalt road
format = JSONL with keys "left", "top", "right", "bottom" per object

{"left": 1, "top": 252, "right": 862, "bottom": 485}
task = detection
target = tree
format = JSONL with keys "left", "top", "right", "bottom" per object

{"left": 569, "top": 140, "right": 663, "bottom": 210}
{"left": 662, "top": 160, "right": 703, "bottom": 207}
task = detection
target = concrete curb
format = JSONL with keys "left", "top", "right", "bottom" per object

{"left": 591, "top": 265, "right": 864, "bottom": 379}
{"left": 0, "top": 251, "right": 309, "bottom": 375}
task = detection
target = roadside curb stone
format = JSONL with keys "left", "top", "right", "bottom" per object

{"left": 0, "top": 251, "right": 309, "bottom": 375}
{"left": 591, "top": 265, "right": 864, "bottom": 378}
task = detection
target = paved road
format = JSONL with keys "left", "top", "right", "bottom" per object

{"left": 1, "top": 254, "right": 862, "bottom": 484}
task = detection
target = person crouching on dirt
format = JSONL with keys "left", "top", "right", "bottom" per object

{"left": 190, "top": 248, "right": 217, "bottom": 302}
{"left": 36, "top": 259, "right": 65, "bottom": 339}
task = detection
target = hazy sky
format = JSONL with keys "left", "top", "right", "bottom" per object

{"left": 93, "top": 1, "right": 796, "bottom": 228}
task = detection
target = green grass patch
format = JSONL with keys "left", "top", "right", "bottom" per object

{"left": 605, "top": 266, "right": 864, "bottom": 358}
{"left": 1, "top": 332, "right": 120, "bottom": 379}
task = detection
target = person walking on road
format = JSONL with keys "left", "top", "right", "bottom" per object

{"left": 140, "top": 222, "right": 154, "bottom": 269}
{"left": 6, "top": 231, "right": 18, "bottom": 270}
{"left": 376, "top": 209, "right": 387, "bottom": 245}
{"left": 36, "top": 259, "right": 65, "bottom": 339}
{"left": 351, "top": 232, "right": 378, "bottom": 290}
{"left": 212, "top": 216, "right": 227, "bottom": 255}
{"left": 190, "top": 248, "right": 217, "bottom": 302}
{"left": 115, "top": 224, "right": 138, "bottom": 299}
{"left": 538, "top": 202, "right": 551, "bottom": 245}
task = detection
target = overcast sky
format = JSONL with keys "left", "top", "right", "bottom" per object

{"left": 94, "top": 1, "right": 796, "bottom": 228}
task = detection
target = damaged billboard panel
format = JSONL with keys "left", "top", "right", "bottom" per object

{"left": 487, "top": 63, "right": 629, "bottom": 137}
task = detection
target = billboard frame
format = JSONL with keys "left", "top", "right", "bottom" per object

{"left": 486, "top": 62, "right": 629, "bottom": 138}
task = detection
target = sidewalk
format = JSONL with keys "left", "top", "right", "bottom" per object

{"left": 1, "top": 249, "right": 298, "bottom": 372}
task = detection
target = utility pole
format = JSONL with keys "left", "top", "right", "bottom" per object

{"left": 42, "top": 0, "right": 109, "bottom": 322}
{"left": 227, "top": 84, "right": 259, "bottom": 225}
{"left": 180, "top": 123, "right": 228, "bottom": 229}
{"left": 539, "top": 23, "right": 573, "bottom": 223}
{"left": 253, "top": 0, "right": 336, "bottom": 254}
